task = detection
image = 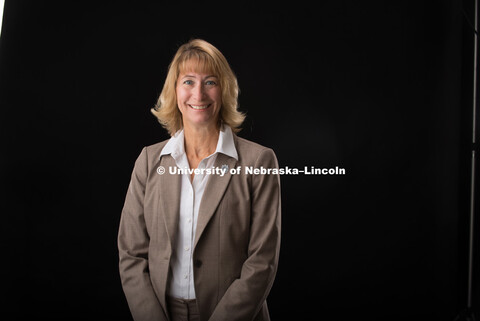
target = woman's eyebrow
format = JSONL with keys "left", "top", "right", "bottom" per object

{"left": 181, "top": 74, "right": 217, "bottom": 79}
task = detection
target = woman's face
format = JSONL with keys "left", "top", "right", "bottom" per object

{"left": 176, "top": 67, "right": 221, "bottom": 130}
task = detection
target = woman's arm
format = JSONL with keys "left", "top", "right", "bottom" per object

{"left": 118, "top": 147, "right": 167, "bottom": 321}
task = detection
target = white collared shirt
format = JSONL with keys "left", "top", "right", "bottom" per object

{"left": 159, "top": 125, "right": 238, "bottom": 299}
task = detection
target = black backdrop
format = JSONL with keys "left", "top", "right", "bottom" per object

{"left": 0, "top": 0, "right": 478, "bottom": 320}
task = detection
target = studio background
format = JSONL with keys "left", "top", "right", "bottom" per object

{"left": 0, "top": 0, "right": 478, "bottom": 320}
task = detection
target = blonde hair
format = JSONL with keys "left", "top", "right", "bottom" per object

{"left": 151, "top": 39, "right": 245, "bottom": 136}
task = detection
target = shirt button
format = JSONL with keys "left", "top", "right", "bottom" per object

{"left": 184, "top": 247, "right": 190, "bottom": 251}
{"left": 184, "top": 274, "right": 188, "bottom": 279}
{"left": 187, "top": 218, "right": 192, "bottom": 223}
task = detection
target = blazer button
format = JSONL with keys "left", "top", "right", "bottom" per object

{"left": 194, "top": 259, "right": 202, "bottom": 268}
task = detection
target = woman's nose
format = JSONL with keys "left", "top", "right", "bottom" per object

{"left": 192, "top": 83, "right": 206, "bottom": 100}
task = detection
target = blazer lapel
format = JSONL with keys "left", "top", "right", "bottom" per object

{"left": 194, "top": 153, "right": 237, "bottom": 249}
{"left": 159, "top": 155, "right": 181, "bottom": 249}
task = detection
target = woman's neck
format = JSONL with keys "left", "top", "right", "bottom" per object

{"left": 183, "top": 122, "right": 220, "bottom": 162}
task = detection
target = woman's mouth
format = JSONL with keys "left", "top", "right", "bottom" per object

{"left": 188, "top": 104, "right": 211, "bottom": 110}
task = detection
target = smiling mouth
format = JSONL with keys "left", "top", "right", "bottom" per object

{"left": 188, "top": 104, "right": 211, "bottom": 110}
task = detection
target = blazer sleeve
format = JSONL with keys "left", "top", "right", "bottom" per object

{"left": 209, "top": 148, "right": 282, "bottom": 321}
{"left": 118, "top": 147, "right": 167, "bottom": 321}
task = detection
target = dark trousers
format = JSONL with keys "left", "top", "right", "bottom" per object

{"left": 167, "top": 296, "right": 200, "bottom": 321}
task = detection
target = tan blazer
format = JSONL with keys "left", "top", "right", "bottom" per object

{"left": 118, "top": 134, "right": 281, "bottom": 321}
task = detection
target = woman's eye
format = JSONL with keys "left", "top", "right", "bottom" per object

{"left": 183, "top": 80, "right": 193, "bottom": 85}
{"left": 205, "top": 80, "right": 217, "bottom": 86}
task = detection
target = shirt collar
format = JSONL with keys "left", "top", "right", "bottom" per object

{"left": 159, "top": 128, "right": 185, "bottom": 160}
{"left": 159, "top": 124, "right": 238, "bottom": 160}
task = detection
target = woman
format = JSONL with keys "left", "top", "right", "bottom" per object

{"left": 118, "top": 39, "right": 281, "bottom": 321}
